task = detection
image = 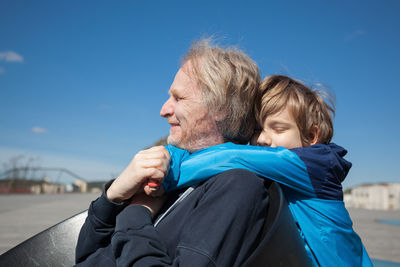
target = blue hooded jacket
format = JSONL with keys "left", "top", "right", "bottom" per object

{"left": 163, "top": 142, "right": 372, "bottom": 267}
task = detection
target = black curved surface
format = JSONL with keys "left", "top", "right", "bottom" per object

{"left": 244, "top": 181, "right": 312, "bottom": 267}
{"left": 0, "top": 210, "right": 87, "bottom": 267}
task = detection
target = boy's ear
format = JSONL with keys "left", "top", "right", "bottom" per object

{"left": 309, "top": 126, "right": 319, "bottom": 145}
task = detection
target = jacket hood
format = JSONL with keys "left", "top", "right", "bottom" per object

{"left": 328, "top": 143, "right": 352, "bottom": 183}
{"left": 290, "top": 143, "right": 352, "bottom": 200}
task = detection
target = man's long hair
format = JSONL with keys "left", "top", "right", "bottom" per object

{"left": 182, "top": 39, "right": 261, "bottom": 144}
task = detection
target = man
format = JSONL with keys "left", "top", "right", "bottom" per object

{"left": 75, "top": 39, "right": 269, "bottom": 266}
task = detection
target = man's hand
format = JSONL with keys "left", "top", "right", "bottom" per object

{"left": 130, "top": 193, "right": 167, "bottom": 217}
{"left": 144, "top": 183, "right": 165, "bottom": 197}
{"left": 106, "top": 146, "right": 170, "bottom": 202}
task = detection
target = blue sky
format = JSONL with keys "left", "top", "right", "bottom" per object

{"left": 0, "top": 0, "right": 399, "bottom": 187}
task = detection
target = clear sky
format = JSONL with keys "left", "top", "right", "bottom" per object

{"left": 1, "top": 0, "right": 399, "bottom": 188}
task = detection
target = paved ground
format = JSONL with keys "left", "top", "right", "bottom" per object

{"left": 0, "top": 193, "right": 99, "bottom": 254}
{"left": 348, "top": 208, "right": 400, "bottom": 263}
{"left": 0, "top": 194, "right": 399, "bottom": 263}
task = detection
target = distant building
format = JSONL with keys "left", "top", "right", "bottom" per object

{"left": 87, "top": 181, "right": 106, "bottom": 193}
{"left": 344, "top": 183, "right": 400, "bottom": 210}
{"left": 32, "top": 180, "right": 65, "bottom": 194}
{"left": 73, "top": 179, "right": 87, "bottom": 193}
{"left": 0, "top": 178, "right": 65, "bottom": 194}
{"left": 0, "top": 167, "right": 89, "bottom": 194}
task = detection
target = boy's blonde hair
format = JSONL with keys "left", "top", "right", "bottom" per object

{"left": 255, "top": 75, "right": 335, "bottom": 145}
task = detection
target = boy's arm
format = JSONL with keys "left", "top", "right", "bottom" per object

{"left": 168, "top": 143, "right": 316, "bottom": 197}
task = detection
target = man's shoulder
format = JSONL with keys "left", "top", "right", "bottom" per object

{"left": 213, "top": 168, "right": 262, "bottom": 181}
{"left": 201, "top": 168, "right": 267, "bottom": 200}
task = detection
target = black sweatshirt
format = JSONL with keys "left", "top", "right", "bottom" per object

{"left": 75, "top": 169, "right": 269, "bottom": 267}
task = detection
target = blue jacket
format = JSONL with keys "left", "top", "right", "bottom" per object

{"left": 163, "top": 142, "right": 372, "bottom": 267}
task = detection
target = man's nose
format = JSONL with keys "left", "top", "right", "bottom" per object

{"left": 160, "top": 97, "right": 174, "bottom": 118}
{"left": 257, "top": 131, "right": 272, "bottom": 147}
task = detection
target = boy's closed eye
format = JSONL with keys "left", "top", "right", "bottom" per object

{"left": 259, "top": 107, "right": 304, "bottom": 149}
{"left": 269, "top": 123, "right": 291, "bottom": 133}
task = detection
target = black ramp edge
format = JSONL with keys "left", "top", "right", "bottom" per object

{"left": 0, "top": 210, "right": 87, "bottom": 267}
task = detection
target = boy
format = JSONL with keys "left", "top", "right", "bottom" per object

{"left": 160, "top": 75, "right": 372, "bottom": 266}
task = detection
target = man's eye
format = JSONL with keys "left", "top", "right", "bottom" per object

{"left": 273, "top": 127, "right": 286, "bottom": 133}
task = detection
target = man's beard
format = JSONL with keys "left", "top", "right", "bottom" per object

{"left": 167, "top": 131, "right": 211, "bottom": 153}
{"left": 167, "top": 120, "right": 223, "bottom": 153}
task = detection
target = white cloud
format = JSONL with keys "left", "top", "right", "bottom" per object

{"left": 0, "top": 51, "right": 24, "bottom": 63}
{"left": 31, "top": 127, "right": 49, "bottom": 134}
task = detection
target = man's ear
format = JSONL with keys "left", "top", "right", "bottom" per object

{"left": 309, "top": 126, "right": 319, "bottom": 145}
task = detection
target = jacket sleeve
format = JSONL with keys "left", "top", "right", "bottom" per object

{"left": 171, "top": 143, "right": 315, "bottom": 197}
{"left": 111, "top": 169, "right": 269, "bottom": 267}
{"left": 75, "top": 181, "right": 128, "bottom": 263}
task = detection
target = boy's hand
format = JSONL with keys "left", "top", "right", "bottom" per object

{"left": 106, "top": 146, "right": 170, "bottom": 202}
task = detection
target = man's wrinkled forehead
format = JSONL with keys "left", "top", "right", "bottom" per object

{"left": 168, "top": 61, "right": 203, "bottom": 99}
{"left": 180, "top": 60, "right": 198, "bottom": 80}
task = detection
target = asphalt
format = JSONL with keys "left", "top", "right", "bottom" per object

{"left": 0, "top": 193, "right": 99, "bottom": 255}
{"left": 0, "top": 193, "right": 399, "bottom": 263}
{"left": 348, "top": 208, "right": 400, "bottom": 263}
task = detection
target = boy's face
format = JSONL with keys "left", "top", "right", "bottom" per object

{"left": 251, "top": 107, "right": 303, "bottom": 149}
